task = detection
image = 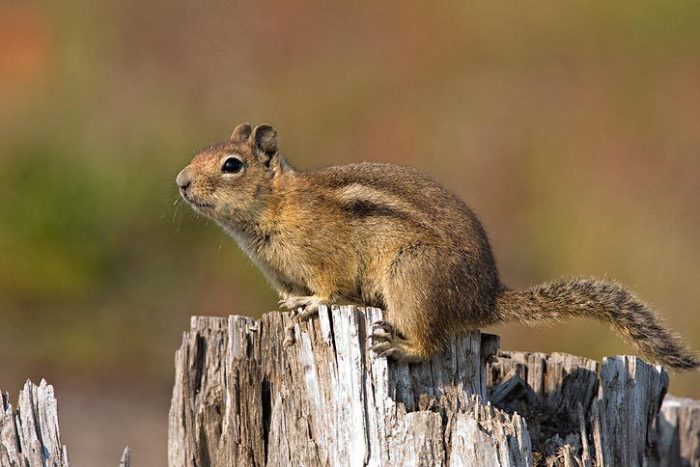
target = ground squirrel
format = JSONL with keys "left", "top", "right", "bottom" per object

{"left": 176, "top": 123, "right": 698, "bottom": 370}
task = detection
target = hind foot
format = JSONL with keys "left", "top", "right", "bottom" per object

{"left": 369, "top": 320, "right": 431, "bottom": 363}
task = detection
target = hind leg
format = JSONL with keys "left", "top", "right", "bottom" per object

{"left": 369, "top": 248, "right": 451, "bottom": 362}
{"left": 369, "top": 300, "right": 445, "bottom": 362}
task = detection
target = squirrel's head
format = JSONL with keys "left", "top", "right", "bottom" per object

{"left": 176, "top": 123, "right": 290, "bottom": 227}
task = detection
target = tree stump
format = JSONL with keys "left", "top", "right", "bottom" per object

{"left": 166, "top": 305, "right": 699, "bottom": 467}
{"left": 168, "top": 306, "right": 531, "bottom": 466}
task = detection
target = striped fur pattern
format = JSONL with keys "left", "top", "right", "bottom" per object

{"left": 176, "top": 123, "right": 698, "bottom": 370}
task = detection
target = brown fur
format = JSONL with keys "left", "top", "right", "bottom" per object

{"left": 176, "top": 123, "right": 699, "bottom": 370}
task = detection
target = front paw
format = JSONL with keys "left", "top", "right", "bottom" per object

{"left": 280, "top": 296, "right": 326, "bottom": 347}
{"left": 279, "top": 296, "right": 317, "bottom": 311}
{"left": 278, "top": 295, "right": 327, "bottom": 321}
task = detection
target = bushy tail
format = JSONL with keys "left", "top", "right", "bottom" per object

{"left": 494, "top": 277, "right": 699, "bottom": 370}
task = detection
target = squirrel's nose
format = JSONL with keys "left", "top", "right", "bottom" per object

{"left": 176, "top": 168, "right": 191, "bottom": 191}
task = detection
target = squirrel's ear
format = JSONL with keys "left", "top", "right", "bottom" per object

{"left": 230, "top": 123, "right": 252, "bottom": 143}
{"left": 251, "top": 124, "right": 278, "bottom": 165}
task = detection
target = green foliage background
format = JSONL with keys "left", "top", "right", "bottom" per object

{"left": 1, "top": 1, "right": 699, "bottom": 464}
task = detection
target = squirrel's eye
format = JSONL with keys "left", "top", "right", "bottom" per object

{"left": 221, "top": 157, "right": 244, "bottom": 174}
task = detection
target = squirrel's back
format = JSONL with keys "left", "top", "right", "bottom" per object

{"left": 308, "top": 162, "right": 494, "bottom": 252}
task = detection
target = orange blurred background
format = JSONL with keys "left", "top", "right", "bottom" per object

{"left": 1, "top": 1, "right": 699, "bottom": 465}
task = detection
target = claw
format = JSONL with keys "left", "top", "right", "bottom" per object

{"left": 372, "top": 320, "right": 396, "bottom": 333}
{"left": 370, "top": 340, "right": 391, "bottom": 350}
{"left": 279, "top": 298, "right": 304, "bottom": 311}
{"left": 295, "top": 307, "right": 319, "bottom": 323}
{"left": 370, "top": 341, "right": 402, "bottom": 359}
{"left": 369, "top": 327, "right": 393, "bottom": 343}
{"left": 280, "top": 296, "right": 326, "bottom": 347}
{"left": 368, "top": 320, "right": 412, "bottom": 360}
{"left": 369, "top": 331, "right": 389, "bottom": 341}
{"left": 279, "top": 295, "right": 326, "bottom": 312}
{"left": 370, "top": 321, "right": 397, "bottom": 344}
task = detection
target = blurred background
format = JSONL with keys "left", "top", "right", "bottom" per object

{"left": 1, "top": 0, "right": 699, "bottom": 464}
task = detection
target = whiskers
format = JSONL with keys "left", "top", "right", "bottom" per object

{"left": 172, "top": 192, "right": 215, "bottom": 232}
{"left": 171, "top": 196, "right": 184, "bottom": 231}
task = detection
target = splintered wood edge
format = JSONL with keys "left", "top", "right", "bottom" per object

{"left": 0, "top": 380, "right": 70, "bottom": 467}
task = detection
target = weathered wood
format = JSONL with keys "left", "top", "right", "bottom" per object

{"left": 1, "top": 379, "right": 70, "bottom": 467}
{"left": 0, "top": 381, "right": 132, "bottom": 467}
{"left": 652, "top": 395, "right": 700, "bottom": 467}
{"left": 168, "top": 306, "right": 531, "bottom": 466}
{"left": 488, "top": 351, "right": 675, "bottom": 466}
{"left": 594, "top": 356, "right": 668, "bottom": 467}
{"left": 487, "top": 351, "right": 599, "bottom": 445}
{"left": 488, "top": 351, "right": 600, "bottom": 466}
{"left": 168, "top": 317, "right": 230, "bottom": 466}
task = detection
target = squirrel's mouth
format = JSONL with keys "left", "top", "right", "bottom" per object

{"left": 181, "top": 191, "right": 214, "bottom": 210}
